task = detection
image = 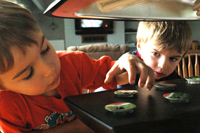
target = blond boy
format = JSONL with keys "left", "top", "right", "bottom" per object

{"left": 106, "top": 21, "right": 193, "bottom": 86}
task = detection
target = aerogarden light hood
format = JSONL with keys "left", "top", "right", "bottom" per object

{"left": 44, "top": 0, "right": 200, "bottom": 20}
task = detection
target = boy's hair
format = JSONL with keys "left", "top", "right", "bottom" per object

{"left": 0, "top": 0, "right": 40, "bottom": 74}
{"left": 136, "top": 21, "right": 193, "bottom": 54}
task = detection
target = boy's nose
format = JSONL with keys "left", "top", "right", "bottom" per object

{"left": 40, "top": 59, "right": 55, "bottom": 77}
{"left": 158, "top": 57, "right": 168, "bottom": 70}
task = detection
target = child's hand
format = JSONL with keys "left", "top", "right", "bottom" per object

{"left": 192, "top": 0, "right": 200, "bottom": 16}
{"left": 105, "top": 53, "right": 155, "bottom": 90}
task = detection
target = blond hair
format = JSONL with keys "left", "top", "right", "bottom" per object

{"left": 0, "top": 0, "right": 40, "bottom": 74}
{"left": 136, "top": 21, "right": 193, "bottom": 54}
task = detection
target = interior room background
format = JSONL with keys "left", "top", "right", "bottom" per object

{"left": 12, "top": 0, "right": 200, "bottom": 51}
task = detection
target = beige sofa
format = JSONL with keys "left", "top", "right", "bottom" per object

{"left": 67, "top": 44, "right": 130, "bottom": 60}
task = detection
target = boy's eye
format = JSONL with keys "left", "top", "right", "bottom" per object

{"left": 41, "top": 45, "right": 50, "bottom": 55}
{"left": 169, "top": 57, "right": 178, "bottom": 62}
{"left": 24, "top": 67, "right": 34, "bottom": 80}
{"left": 152, "top": 52, "right": 159, "bottom": 57}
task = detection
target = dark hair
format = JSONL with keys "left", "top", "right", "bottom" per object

{"left": 0, "top": 0, "right": 40, "bottom": 74}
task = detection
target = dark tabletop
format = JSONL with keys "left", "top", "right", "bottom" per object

{"left": 64, "top": 78, "right": 200, "bottom": 133}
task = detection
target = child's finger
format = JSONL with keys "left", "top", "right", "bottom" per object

{"left": 127, "top": 65, "right": 137, "bottom": 85}
{"left": 192, "top": 1, "right": 200, "bottom": 10}
{"left": 145, "top": 69, "right": 155, "bottom": 90}
{"left": 137, "top": 64, "right": 155, "bottom": 90}
{"left": 104, "top": 63, "right": 121, "bottom": 84}
{"left": 115, "top": 72, "right": 129, "bottom": 85}
{"left": 123, "top": 60, "right": 137, "bottom": 84}
{"left": 197, "top": 10, "right": 200, "bottom": 16}
{"left": 137, "top": 64, "right": 148, "bottom": 88}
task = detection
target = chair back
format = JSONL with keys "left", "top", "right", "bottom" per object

{"left": 177, "top": 50, "right": 200, "bottom": 78}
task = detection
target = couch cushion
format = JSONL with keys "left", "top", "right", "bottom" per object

{"left": 67, "top": 44, "right": 129, "bottom": 52}
{"left": 67, "top": 44, "right": 130, "bottom": 60}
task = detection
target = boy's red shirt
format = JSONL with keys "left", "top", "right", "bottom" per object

{"left": 0, "top": 51, "right": 117, "bottom": 133}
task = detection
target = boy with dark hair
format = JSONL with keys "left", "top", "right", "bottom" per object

{"left": 0, "top": 0, "right": 134, "bottom": 132}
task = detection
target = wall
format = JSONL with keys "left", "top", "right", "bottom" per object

{"left": 64, "top": 19, "right": 125, "bottom": 48}
{"left": 17, "top": 0, "right": 66, "bottom": 50}
{"left": 11, "top": 0, "right": 200, "bottom": 50}
{"left": 188, "top": 21, "right": 200, "bottom": 43}
{"left": 49, "top": 20, "right": 200, "bottom": 50}
{"left": 33, "top": 13, "right": 200, "bottom": 51}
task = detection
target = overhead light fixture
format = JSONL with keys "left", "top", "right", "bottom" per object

{"left": 44, "top": 0, "right": 200, "bottom": 20}
{"left": 96, "top": 0, "right": 150, "bottom": 13}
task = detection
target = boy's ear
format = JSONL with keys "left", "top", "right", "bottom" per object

{"left": 137, "top": 42, "right": 142, "bottom": 52}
